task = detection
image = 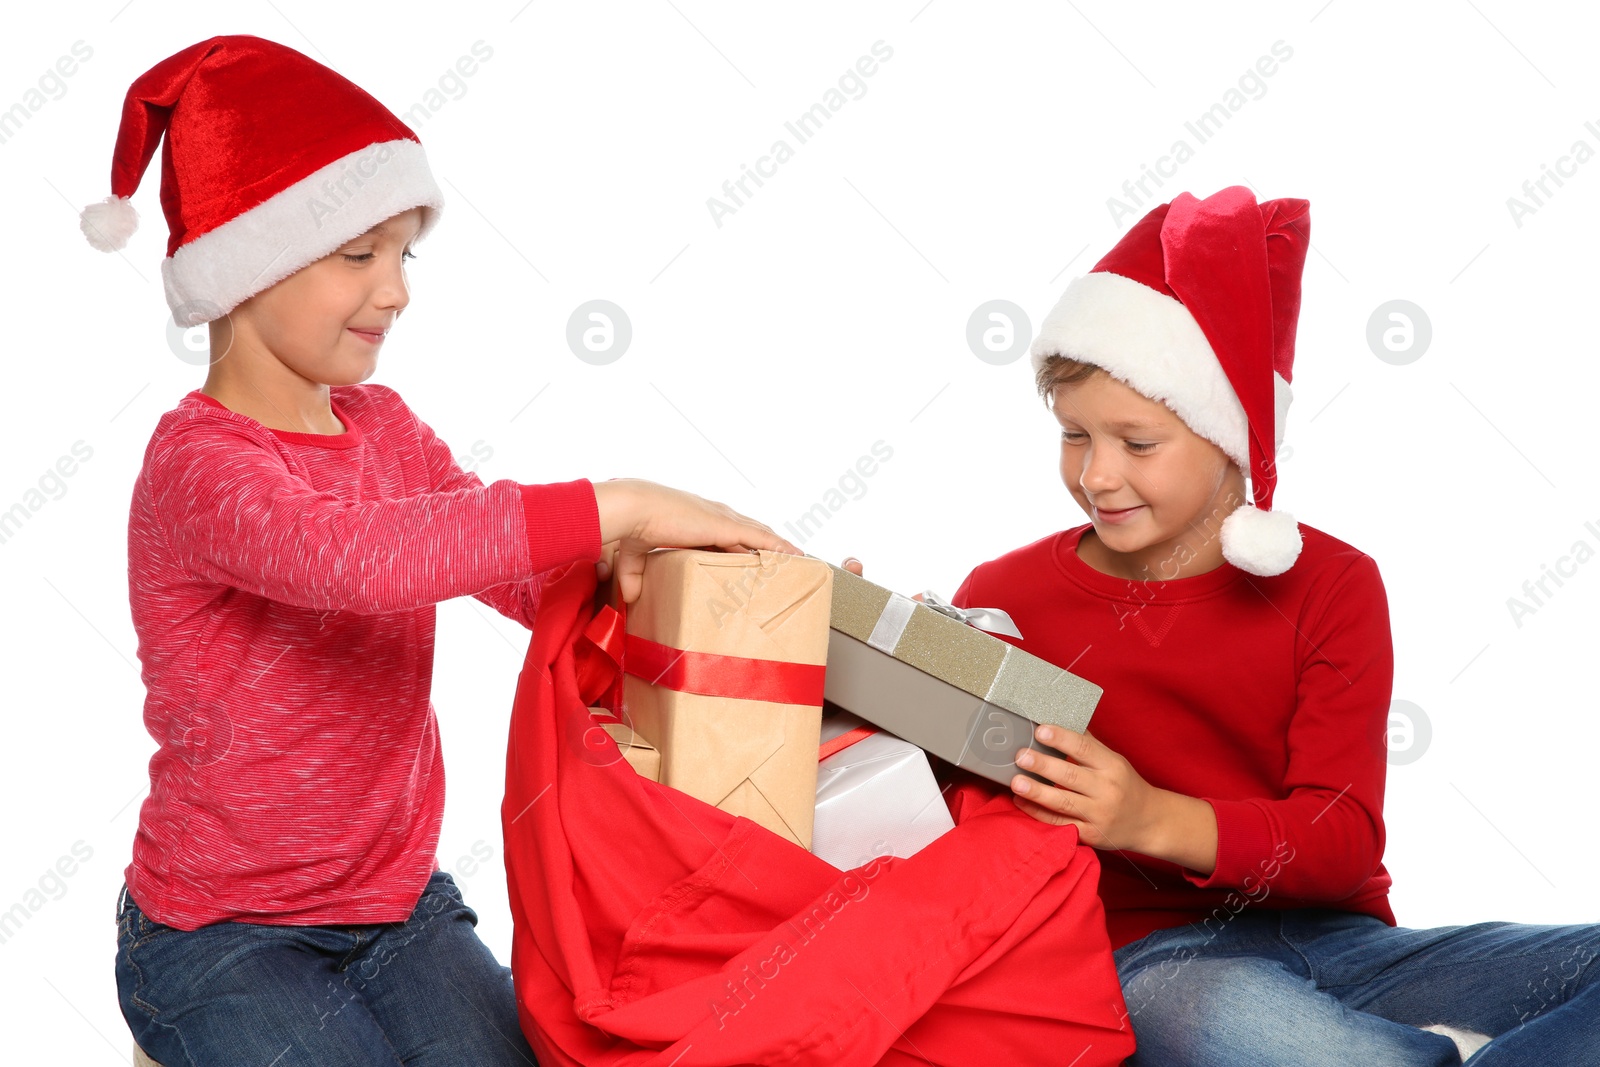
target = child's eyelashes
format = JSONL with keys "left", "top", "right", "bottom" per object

{"left": 1060, "top": 430, "right": 1158, "bottom": 453}
{"left": 338, "top": 251, "right": 417, "bottom": 262}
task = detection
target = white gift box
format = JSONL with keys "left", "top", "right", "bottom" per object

{"left": 811, "top": 712, "right": 956, "bottom": 870}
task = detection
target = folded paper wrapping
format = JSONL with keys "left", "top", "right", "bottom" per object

{"left": 824, "top": 562, "right": 1104, "bottom": 787}
{"left": 609, "top": 549, "right": 833, "bottom": 849}
{"left": 812, "top": 712, "right": 956, "bottom": 871}
{"left": 592, "top": 716, "right": 660, "bottom": 781}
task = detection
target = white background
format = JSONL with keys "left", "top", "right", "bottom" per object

{"left": 2, "top": 1, "right": 1597, "bottom": 1059}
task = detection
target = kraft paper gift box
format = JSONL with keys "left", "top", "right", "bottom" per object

{"left": 812, "top": 711, "right": 956, "bottom": 871}
{"left": 823, "top": 563, "right": 1103, "bottom": 787}
{"left": 607, "top": 549, "right": 833, "bottom": 850}
{"left": 589, "top": 713, "right": 662, "bottom": 782}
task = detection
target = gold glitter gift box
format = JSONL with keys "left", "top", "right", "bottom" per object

{"left": 823, "top": 562, "right": 1102, "bottom": 786}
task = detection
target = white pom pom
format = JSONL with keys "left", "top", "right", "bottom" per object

{"left": 81, "top": 196, "right": 139, "bottom": 252}
{"left": 1220, "top": 506, "right": 1302, "bottom": 577}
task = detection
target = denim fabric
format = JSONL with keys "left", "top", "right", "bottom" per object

{"left": 115, "top": 870, "right": 536, "bottom": 1066}
{"left": 1113, "top": 906, "right": 1600, "bottom": 1065}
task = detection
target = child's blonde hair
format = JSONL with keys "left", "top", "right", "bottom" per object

{"left": 1034, "top": 354, "right": 1105, "bottom": 402}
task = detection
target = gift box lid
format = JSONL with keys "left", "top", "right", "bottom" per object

{"left": 825, "top": 563, "right": 1101, "bottom": 734}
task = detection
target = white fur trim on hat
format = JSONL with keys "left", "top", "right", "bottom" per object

{"left": 1030, "top": 270, "right": 1293, "bottom": 468}
{"left": 160, "top": 138, "right": 444, "bottom": 326}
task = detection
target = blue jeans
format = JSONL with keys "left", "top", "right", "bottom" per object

{"left": 115, "top": 870, "right": 537, "bottom": 1066}
{"left": 1113, "top": 906, "right": 1600, "bottom": 1065}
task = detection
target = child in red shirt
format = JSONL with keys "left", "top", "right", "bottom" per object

{"left": 951, "top": 186, "right": 1599, "bottom": 1065}
{"left": 89, "top": 36, "right": 797, "bottom": 1067}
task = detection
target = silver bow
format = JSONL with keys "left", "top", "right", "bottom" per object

{"left": 916, "top": 590, "right": 1024, "bottom": 639}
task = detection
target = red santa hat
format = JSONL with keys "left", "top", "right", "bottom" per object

{"left": 1029, "top": 185, "right": 1311, "bottom": 577}
{"left": 79, "top": 35, "right": 444, "bottom": 326}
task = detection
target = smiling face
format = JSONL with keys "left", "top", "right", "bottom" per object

{"left": 219, "top": 207, "right": 424, "bottom": 387}
{"left": 1050, "top": 367, "right": 1248, "bottom": 580}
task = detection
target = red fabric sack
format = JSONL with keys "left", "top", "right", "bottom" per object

{"left": 501, "top": 559, "right": 1136, "bottom": 1066}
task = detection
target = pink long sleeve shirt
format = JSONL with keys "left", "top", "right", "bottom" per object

{"left": 125, "top": 384, "right": 600, "bottom": 930}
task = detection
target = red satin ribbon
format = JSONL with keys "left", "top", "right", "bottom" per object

{"left": 576, "top": 603, "right": 629, "bottom": 711}
{"left": 817, "top": 723, "right": 879, "bottom": 762}
{"left": 575, "top": 602, "right": 825, "bottom": 713}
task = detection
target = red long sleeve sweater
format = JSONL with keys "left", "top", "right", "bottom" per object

{"left": 952, "top": 523, "right": 1396, "bottom": 951}
{"left": 125, "top": 384, "right": 600, "bottom": 930}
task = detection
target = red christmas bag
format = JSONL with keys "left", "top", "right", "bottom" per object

{"left": 501, "top": 558, "right": 1136, "bottom": 1066}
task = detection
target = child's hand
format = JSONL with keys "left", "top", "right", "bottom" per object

{"left": 592, "top": 479, "right": 802, "bottom": 604}
{"left": 1012, "top": 725, "right": 1222, "bottom": 874}
{"left": 1010, "top": 725, "right": 1164, "bottom": 852}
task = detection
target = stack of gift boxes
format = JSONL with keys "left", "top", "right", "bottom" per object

{"left": 587, "top": 548, "right": 1102, "bottom": 870}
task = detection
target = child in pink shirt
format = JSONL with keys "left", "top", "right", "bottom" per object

{"left": 89, "top": 35, "right": 796, "bottom": 1066}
